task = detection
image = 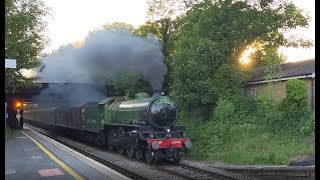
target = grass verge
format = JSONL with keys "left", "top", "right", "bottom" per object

{"left": 180, "top": 119, "right": 315, "bottom": 165}
{"left": 5, "top": 127, "right": 13, "bottom": 141}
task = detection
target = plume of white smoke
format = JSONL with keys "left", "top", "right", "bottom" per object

{"left": 33, "top": 29, "right": 167, "bottom": 106}
{"left": 32, "top": 83, "right": 106, "bottom": 107}
{"left": 39, "top": 29, "right": 167, "bottom": 89}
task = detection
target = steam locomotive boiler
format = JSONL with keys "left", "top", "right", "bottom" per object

{"left": 24, "top": 92, "right": 192, "bottom": 163}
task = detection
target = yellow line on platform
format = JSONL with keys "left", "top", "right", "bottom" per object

{"left": 21, "top": 131, "right": 83, "bottom": 180}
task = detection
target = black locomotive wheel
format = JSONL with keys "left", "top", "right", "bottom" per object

{"left": 107, "top": 141, "right": 114, "bottom": 150}
{"left": 96, "top": 131, "right": 106, "bottom": 146}
{"left": 107, "top": 130, "right": 114, "bottom": 150}
{"left": 117, "top": 147, "right": 124, "bottom": 155}
{"left": 135, "top": 149, "right": 143, "bottom": 160}
{"left": 173, "top": 149, "right": 181, "bottom": 163}
{"left": 127, "top": 148, "right": 135, "bottom": 158}
{"left": 145, "top": 150, "right": 154, "bottom": 164}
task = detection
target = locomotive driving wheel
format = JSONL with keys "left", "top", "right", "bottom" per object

{"left": 145, "top": 149, "right": 154, "bottom": 164}
{"left": 96, "top": 131, "right": 106, "bottom": 146}
{"left": 135, "top": 149, "right": 143, "bottom": 160}
{"left": 107, "top": 140, "right": 114, "bottom": 150}
{"left": 107, "top": 130, "right": 115, "bottom": 150}
{"left": 117, "top": 127, "right": 125, "bottom": 155}
{"left": 126, "top": 148, "right": 135, "bottom": 158}
{"left": 173, "top": 149, "right": 181, "bottom": 163}
{"left": 117, "top": 147, "right": 124, "bottom": 155}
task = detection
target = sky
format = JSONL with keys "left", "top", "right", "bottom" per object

{"left": 42, "top": 0, "right": 315, "bottom": 62}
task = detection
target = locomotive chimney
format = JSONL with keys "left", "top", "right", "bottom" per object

{"left": 152, "top": 90, "right": 162, "bottom": 97}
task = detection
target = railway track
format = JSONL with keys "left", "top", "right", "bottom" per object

{"left": 25, "top": 124, "right": 246, "bottom": 180}
{"left": 24, "top": 124, "right": 149, "bottom": 180}
{"left": 214, "top": 165, "right": 315, "bottom": 180}
{"left": 180, "top": 162, "right": 315, "bottom": 180}
{"left": 153, "top": 163, "right": 248, "bottom": 180}
{"left": 25, "top": 124, "right": 314, "bottom": 180}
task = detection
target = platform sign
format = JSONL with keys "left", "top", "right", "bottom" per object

{"left": 5, "top": 59, "right": 17, "bottom": 69}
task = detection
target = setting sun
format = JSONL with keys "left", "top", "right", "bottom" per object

{"left": 239, "top": 46, "right": 256, "bottom": 65}
{"left": 72, "top": 39, "right": 85, "bottom": 48}
{"left": 20, "top": 69, "right": 36, "bottom": 78}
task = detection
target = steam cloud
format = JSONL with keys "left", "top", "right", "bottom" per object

{"left": 32, "top": 29, "right": 167, "bottom": 106}
{"left": 31, "top": 83, "right": 107, "bottom": 107}
{"left": 39, "top": 29, "right": 167, "bottom": 89}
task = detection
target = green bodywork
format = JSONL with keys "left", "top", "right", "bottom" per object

{"left": 82, "top": 93, "right": 175, "bottom": 132}
{"left": 83, "top": 105, "right": 100, "bottom": 131}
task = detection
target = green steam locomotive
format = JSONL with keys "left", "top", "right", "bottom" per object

{"left": 24, "top": 92, "right": 192, "bottom": 163}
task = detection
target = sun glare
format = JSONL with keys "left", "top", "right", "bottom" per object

{"left": 72, "top": 39, "right": 85, "bottom": 48}
{"left": 239, "top": 47, "right": 256, "bottom": 65}
{"left": 20, "top": 69, "right": 36, "bottom": 78}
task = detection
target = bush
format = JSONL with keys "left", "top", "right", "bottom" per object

{"left": 278, "top": 79, "right": 311, "bottom": 130}
{"left": 212, "top": 99, "right": 235, "bottom": 124}
{"left": 300, "top": 116, "right": 315, "bottom": 136}
{"left": 255, "top": 96, "right": 274, "bottom": 118}
{"left": 254, "top": 96, "right": 283, "bottom": 131}
{"left": 232, "top": 95, "right": 256, "bottom": 123}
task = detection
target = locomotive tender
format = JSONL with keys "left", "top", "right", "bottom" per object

{"left": 24, "top": 92, "right": 192, "bottom": 163}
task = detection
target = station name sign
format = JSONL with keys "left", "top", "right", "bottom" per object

{"left": 5, "top": 59, "right": 17, "bottom": 69}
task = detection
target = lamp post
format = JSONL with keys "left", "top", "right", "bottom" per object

{"left": 5, "top": 58, "right": 17, "bottom": 128}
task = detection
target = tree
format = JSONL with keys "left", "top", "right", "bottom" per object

{"left": 5, "top": 0, "right": 51, "bottom": 93}
{"left": 134, "top": 19, "right": 180, "bottom": 94}
{"left": 100, "top": 22, "right": 135, "bottom": 32}
{"left": 107, "top": 72, "right": 152, "bottom": 98}
{"left": 146, "top": 0, "right": 201, "bottom": 21}
{"left": 213, "top": 64, "right": 250, "bottom": 100}
{"left": 144, "top": 0, "right": 203, "bottom": 94}
{"left": 171, "top": 0, "right": 312, "bottom": 118}
{"left": 133, "top": 21, "right": 161, "bottom": 37}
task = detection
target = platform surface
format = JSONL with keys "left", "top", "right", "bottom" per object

{"left": 5, "top": 128, "right": 128, "bottom": 180}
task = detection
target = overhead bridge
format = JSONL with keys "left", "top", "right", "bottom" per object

{"left": 6, "top": 83, "right": 110, "bottom": 103}
{"left": 5, "top": 83, "right": 109, "bottom": 129}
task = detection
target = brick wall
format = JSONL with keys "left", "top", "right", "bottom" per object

{"left": 245, "top": 77, "right": 315, "bottom": 114}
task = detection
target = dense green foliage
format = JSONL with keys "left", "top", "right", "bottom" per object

{"left": 133, "top": 21, "right": 161, "bottom": 38}
{"left": 171, "top": 0, "right": 311, "bottom": 117}
{"left": 181, "top": 115, "right": 314, "bottom": 164}
{"left": 254, "top": 96, "right": 283, "bottom": 131}
{"left": 5, "top": 0, "right": 51, "bottom": 93}
{"left": 140, "top": 0, "right": 314, "bottom": 164}
{"left": 143, "top": 0, "right": 203, "bottom": 93}
{"left": 212, "top": 99, "right": 235, "bottom": 124}
{"left": 107, "top": 72, "right": 152, "bottom": 98}
{"left": 213, "top": 64, "right": 250, "bottom": 100}
{"left": 279, "top": 79, "right": 314, "bottom": 133}
{"left": 178, "top": 78, "right": 314, "bottom": 164}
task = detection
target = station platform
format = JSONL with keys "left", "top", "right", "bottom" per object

{"left": 5, "top": 127, "right": 130, "bottom": 180}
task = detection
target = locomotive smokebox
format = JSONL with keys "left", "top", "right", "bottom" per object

{"left": 152, "top": 90, "right": 163, "bottom": 97}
